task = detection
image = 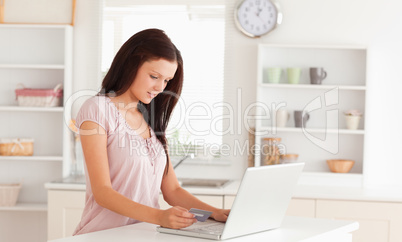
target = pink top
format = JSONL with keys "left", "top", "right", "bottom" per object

{"left": 73, "top": 96, "right": 167, "bottom": 235}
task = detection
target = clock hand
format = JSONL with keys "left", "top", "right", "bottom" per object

{"left": 255, "top": 8, "right": 262, "bottom": 17}
{"left": 256, "top": 9, "right": 266, "bottom": 23}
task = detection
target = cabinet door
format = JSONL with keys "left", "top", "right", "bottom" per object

{"left": 286, "top": 198, "right": 316, "bottom": 217}
{"left": 224, "top": 195, "right": 236, "bottom": 209}
{"left": 48, "top": 190, "right": 85, "bottom": 240}
{"left": 158, "top": 194, "right": 171, "bottom": 209}
{"left": 194, "top": 195, "right": 223, "bottom": 209}
{"left": 316, "top": 199, "right": 402, "bottom": 242}
{"left": 159, "top": 194, "right": 224, "bottom": 209}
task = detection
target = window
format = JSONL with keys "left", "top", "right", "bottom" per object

{"left": 102, "top": 2, "right": 225, "bottom": 160}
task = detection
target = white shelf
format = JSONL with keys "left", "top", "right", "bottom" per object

{"left": 255, "top": 44, "right": 367, "bottom": 177}
{"left": 0, "top": 24, "right": 70, "bottom": 29}
{"left": 0, "top": 106, "right": 64, "bottom": 112}
{"left": 0, "top": 156, "right": 63, "bottom": 161}
{"left": 0, "top": 203, "right": 47, "bottom": 212}
{"left": 259, "top": 83, "right": 366, "bottom": 91}
{"left": 259, "top": 43, "right": 367, "bottom": 50}
{"left": 259, "top": 127, "right": 365, "bottom": 135}
{"left": 0, "top": 64, "right": 65, "bottom": 69}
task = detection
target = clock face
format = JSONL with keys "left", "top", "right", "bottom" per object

{"left": 235, "top": 0, "right": 281, "bottom": 38}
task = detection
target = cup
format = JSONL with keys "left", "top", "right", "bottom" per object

{"left": 294, "top": 110, "right": 310, "bottom": 128}
{"left": 310, "top": 67, "right": 327, "bottom": 85}
{"left": 264, "top": 67, "right": 282, "bottom": 83}
{"left": 276, "top": 109, "right": 290, "bottom": 127}
{"left": 345, "top": 115, "right": 361, "bottom": 130}
{"left": 287, "top": 68, "right": 301, "bottom": 84}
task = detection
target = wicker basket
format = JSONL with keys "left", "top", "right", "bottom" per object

{"left": 15, "top": 84, "right": 63, "bottom": 107}
{"left": 0, "top": 184, "right": 22, "bottom": 206}
{"left": 0, "top": 138, "right": 34, "bottom": 156}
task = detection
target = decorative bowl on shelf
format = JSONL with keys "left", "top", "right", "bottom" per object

{"left": 326, "top": 159, "right": 355, "bottom": 173}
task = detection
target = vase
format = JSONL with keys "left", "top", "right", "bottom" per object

{"left": 345, "top": 116, "right": 361, "bottom": 130}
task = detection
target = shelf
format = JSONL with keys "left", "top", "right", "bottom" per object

{"left": 0, "top": 24, "right": 71, "bottom": 29}
{"left": 256, "top": 44, "right": 367, "bottom": 185}
{"left": 0, "top": 64, "right": 65, "bottom": 69}
{"left": 259, "top": 83, "right": 366, "bottom": 91}
{"left": 259, "top": 127, "right": 365, "bottom": 135}
{"left": 0, "top": 156, "right": 63, "bottom": 161}
{"left": 259, "top": 43, "right": 367, "bottom": 50}
{"left": 0, "top": 106, "right": 63, "bottom": 112}
{"left": 0, "top": 203, "right": 47, "bottom": 212}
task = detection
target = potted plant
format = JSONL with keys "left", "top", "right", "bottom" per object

{"left": 343, "top": 109, "right": 363, "bottom": 130}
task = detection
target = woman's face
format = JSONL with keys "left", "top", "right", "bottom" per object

{"left": 128, "top": 58, "right": 178, "bottom": 104}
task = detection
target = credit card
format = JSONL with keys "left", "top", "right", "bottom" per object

{"left": 189, "top": 208, "right": 212, "bottom": 222}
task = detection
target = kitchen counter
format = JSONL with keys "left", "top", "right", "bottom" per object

{"left": 45, "top": 176, "right": 402, "bottom": 203}
{"left": 293, "top": 185, "right": 402, "bottom": 203}
{"left": 48, "top": 216, "right": 358, "bottom": 242}
{"left": 46, "top": 177, "right": 402, "bottom": 241}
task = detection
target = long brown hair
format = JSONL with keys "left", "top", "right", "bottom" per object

{"left": 101, "top": 28, "right": 183, "bottom": 174}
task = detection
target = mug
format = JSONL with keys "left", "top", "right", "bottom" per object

{"left": 264, "top": 67, "right": 282, "bottom": 83}
{"left": 287, "top": 68, "right": 301, "bottom": 84}
{"left": 276, "top": 109, "right": 290, "bottom": 127}
{"left": 310, "top": 67, "right": 327, "bottom": 85}
{"left": 294, "top": 110, "right": 310, "bottom": 128}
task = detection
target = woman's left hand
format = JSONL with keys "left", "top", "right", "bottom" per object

{"left": 212, "top": 209, "right": 230, "bottom": 222}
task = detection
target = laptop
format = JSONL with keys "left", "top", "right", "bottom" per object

{"left": 156, "top": 163, "right": 304, "bottom": 240}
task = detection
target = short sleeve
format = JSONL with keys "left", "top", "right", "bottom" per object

{"left": 75, "top": 96, "right": 110, "bottom": 132}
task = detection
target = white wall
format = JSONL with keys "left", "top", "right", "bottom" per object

{"left": 223, "top": 0, "right": 402, "bottom": 187}
{"left": 73, "top": 0, "right": 402, "bottom": 187}
{"left": 71, "top": 0, "right": 103, "bottom": 118}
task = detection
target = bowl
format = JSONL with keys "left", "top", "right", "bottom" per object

{"left": 326, "top": 159, "right": 355, "bottom": 173}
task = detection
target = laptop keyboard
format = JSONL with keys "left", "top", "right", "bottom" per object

{"left": 183, "top": 220, "right": 225, "bottom": 235}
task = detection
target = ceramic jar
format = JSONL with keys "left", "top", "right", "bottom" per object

{"left": 345, "top": 115, "right": 361, "bottom": 130}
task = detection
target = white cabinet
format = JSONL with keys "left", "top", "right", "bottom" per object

{"left": 158, "top": 194, "right": 170, "bottom": 209}
{"left": 0, "top": 24, "right": 73, "bottom": 242}
{"left": 255, "top": 44, "right": 367, "bottom": 184}
{"left": 316, "top": 199, "right": 402, "bottom": 242}
{"left": 284, "top": 197, "right": 402, "bottom": 242}
{"left": 195, "top": 195, "right": 224, "bottom": 209}
{"left": 48, "top": 191, "right": 224, "bottom": 240}
{"left": 223, "top": 196, "right": 316, "bottom": 218}
{"left": 223, "top": 195, "right": 236, "bottom": 209}
{"left": 286, "top": 198, "right": 316, "bottom": 218}
{"left": 48, "top": 190, "right": 85, "bottom": 240}
{"left": 48, "top": 188, "right": 402, "bottom": 242}
{"left": 159, "top": 194, "right": 224, "bottom": 209}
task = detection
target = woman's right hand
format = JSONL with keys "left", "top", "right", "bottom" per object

{"left": 159, "top": 206, "right": 197, "bottom": 229}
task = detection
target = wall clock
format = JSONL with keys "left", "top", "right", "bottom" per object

{"left": 234, "top": 0, "right": 282, "bottom": 38}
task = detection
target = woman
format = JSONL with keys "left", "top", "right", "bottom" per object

{"left": 73, "top": 29, "right": 229, "bottom": 235}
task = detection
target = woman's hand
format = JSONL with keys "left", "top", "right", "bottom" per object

{"left": 159, "top": 206, "right": 197, "bottom": 229}
{"left": 211, "top": 209, "right": 230, "bottom": 222}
